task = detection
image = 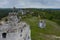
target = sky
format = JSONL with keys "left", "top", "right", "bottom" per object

{"left": 0, "top": 0, "right": 60, "bottom": 8}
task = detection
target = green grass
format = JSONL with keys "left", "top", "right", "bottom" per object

{"left": 22, "top": 17, "right": 60, "bottom": 40}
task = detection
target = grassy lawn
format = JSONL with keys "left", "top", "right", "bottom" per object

{"left": 22, "top": 17, "right": 60, "bottom": 40}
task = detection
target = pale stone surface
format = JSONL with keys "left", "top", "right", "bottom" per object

{"left": 39, "top": 20, "right": 46, "bottom": 28}
{"left": 0, "top": 12, "right": 31, "bottom": 40}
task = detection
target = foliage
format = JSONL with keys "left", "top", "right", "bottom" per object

{"left": 0, "top": 8, "right": 60, "bottom": 24}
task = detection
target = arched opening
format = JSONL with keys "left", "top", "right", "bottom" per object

{"left": 2, "top": 33, "right": 7, "bottom": 38}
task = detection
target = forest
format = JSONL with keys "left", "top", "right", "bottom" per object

{"left": 0, "top": 8, "right": 60, "bottom": 25}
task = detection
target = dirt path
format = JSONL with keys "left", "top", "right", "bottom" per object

{"left": 40, "top": 33, "right": 60, "bottom": 39}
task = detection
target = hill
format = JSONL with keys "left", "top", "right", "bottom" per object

{"left": 22, "top": 17, "right": 60, "bottom": 40}
{"left": 0, "top": 8, "right": 60, "bottom": 40}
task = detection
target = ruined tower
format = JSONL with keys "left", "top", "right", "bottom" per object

{"left": 0, "top": 7, "right": 31, "bottom": 40}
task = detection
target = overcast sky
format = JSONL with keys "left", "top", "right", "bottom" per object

{"left": 0, "top": 0, "right": 60, "bottom": 8}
